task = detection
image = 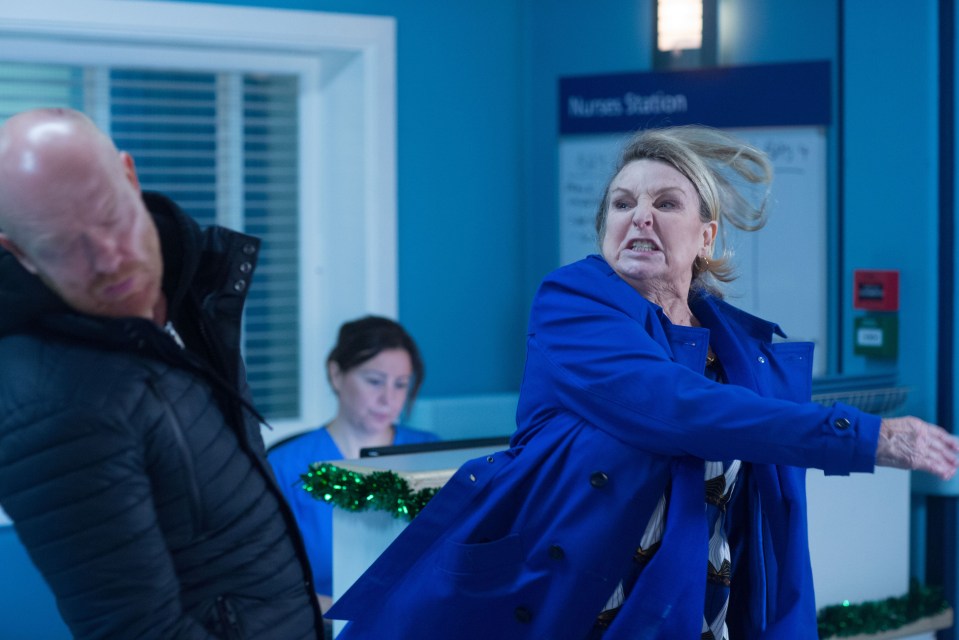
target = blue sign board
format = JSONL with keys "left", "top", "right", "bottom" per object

{"left": 559, "top": 60, "right": 830, "bottom": 134}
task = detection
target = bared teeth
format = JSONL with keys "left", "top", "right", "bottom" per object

{"left": 630, "top": 240, "right": 655, "bottom": 251}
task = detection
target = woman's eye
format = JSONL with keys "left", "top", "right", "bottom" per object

{"left": 364, "top": 377, "right": 384, "bottom": 387}
{"left": 657, "top": 200, "right": 677, "bottom": 210}
{"left": 613, "top": 199, "right": 631, "bottom": 210}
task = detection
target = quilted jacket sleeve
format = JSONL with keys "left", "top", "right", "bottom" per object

{"left": 519, "top": 261, "right": 880, "bottom": 476}
{"left": 0, "top": 400, "right": 214, "bottom": 639}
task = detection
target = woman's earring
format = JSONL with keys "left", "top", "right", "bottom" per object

{"left": 695, "top": 254, "right": 710, "bottom": 273}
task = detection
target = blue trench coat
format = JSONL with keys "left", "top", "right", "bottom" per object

{"left": 328, "top": 256, "right": 880, "bottom": 639}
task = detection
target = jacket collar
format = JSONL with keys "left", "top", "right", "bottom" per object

{"left": 147, "top": 191, "right": 203, "bottom": 322}
{"left": 587, "top": 254, "right": 786, "bottom": 343}
{"left": 0, "top": 249, "right": 65, "bottom": 336}
{"left": 691, "top": 293, "right": 787, "bottom": 343}
{"left": 587, "top": 255, "right": 787, "bottom": 388}
{"left": 691, "top": 294, "right": 782, "bottom": 394}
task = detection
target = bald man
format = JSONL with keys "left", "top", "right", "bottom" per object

{"left": 0, "top": 109, "right": 325, "bottom": 639}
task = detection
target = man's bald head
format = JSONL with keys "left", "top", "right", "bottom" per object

{"left": 0, "top": 108, "right": 164, "bottom": 322}
{"left": 0, "top": 108, "right": 133, "bottom": 239}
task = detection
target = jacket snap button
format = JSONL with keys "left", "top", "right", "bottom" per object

{"left": 548, "top": 544, "right": 565, "bottom": 560}
{"left": 514, "top": 607, "right": 533, "bottom": 624}
{"left": 242, "top": 243, "right": 256, "bottom": 255}
{"left": 233, "top": 280, "right": 247, "bottom": 292}
{"left": 757, "top": 356, "right": 766, "bottom": 364}
{"left": 834, "top": 417, "right": 851, "bottom": 430}
{"left": 589, "top": 471, "right": 608, "bottom": 488}
{"left": 239, "top": 261, "right": 253, "bottom": 274}
{"left": 487, "top": 456, "right": 494, "bottom": 463}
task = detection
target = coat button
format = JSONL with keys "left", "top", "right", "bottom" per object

{"left": 834, "top": 417, "right": 851, "bottom": 430}
{"left": 239, "top": 261, "right": 253, "bottom": 274}
{"left": 548, "top": 544, "right": 565, "bottom": 560}
{"left": 242, "top": 242, "right": 257, "bottom": 255}
{"left": 757, "top": 356, "right": 766, "bottom": 364}
{"left": 589, "top": 471, "right": 608, "bottom": 488}
{"left": 487, "top": 456, "right": 494, "bottom": 463}
{"left": 514, "top": 607, "right": 533, "bottom": 624}
{"left": 233, "top": 280, "right": 247, "bottom": 292}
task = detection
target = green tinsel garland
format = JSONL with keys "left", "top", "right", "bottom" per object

{"left": 300, "top": 463, "right": 440, "bottom": 521}
{"left": 301, "top": 464, "right": 949, "bottom": 638}
{"left": 817, "top": 578, "right": 948, "bottom": 638}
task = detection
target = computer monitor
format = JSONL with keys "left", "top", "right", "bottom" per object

{"left": 359, "top": 435, "right": 511, "bottom": 458}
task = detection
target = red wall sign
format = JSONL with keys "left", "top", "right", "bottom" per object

{"left": 853, "top": 270, "right": 899, "bottom": 311}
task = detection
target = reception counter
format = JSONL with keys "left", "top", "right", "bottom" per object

{"left": 329, "top": 446, "right": 502, "bottom": 636}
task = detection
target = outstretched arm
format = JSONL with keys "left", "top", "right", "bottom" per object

{"left": 523, "top": 265, "right": 881, "bottom": 474}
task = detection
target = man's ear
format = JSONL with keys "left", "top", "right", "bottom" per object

{"left": 120, "top": 151, "right": 142, "bottom": 193}
{"left": 0, "top": 233, "right": 38, "bottom": 274}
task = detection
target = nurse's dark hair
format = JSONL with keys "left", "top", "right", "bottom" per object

{"left": 326, "top": 315, "right": 425, "bottom": 408}
{"left": 594, "top": 125, "right": 773, "bottom": 292}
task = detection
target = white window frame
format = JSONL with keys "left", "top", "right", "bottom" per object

{"left": 0, "top": 1, "right": 398, "bottom": 450}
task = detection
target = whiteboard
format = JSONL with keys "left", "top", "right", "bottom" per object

{"left": 559, "top": 127, "right": 827, "bottom": 375}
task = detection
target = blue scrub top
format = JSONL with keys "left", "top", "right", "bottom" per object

{"left": 268, "top": 424, "right": 440, "bottom": 596}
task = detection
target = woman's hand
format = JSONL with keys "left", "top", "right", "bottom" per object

{"left": 876, "top": 416, "right": 959, "bottom": 480}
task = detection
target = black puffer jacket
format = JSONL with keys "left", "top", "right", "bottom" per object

{"left": 0, "top": 193, "right": 323, "bottom": 639}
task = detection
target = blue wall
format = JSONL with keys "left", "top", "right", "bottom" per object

{"left": 1, "top": 0, "right": 950, "bottom": 635}
{"left": 842, "top": 0, "right": 939, "bottom": 419}
{"left": 0, "top": 527, "right": 70, "bottom": 638}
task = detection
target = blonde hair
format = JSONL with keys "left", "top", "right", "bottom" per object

{"left": 594, "top": 125, "right": 772, "bottom": 296}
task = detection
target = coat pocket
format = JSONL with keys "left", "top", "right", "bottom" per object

{"left": 438, "top": 532, "right": 525, "bottom": 576}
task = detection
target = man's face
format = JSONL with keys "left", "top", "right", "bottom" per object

{"left": 5, "top": 156, "right": 164, "bottom": 321}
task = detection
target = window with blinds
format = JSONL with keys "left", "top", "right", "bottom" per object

{"left": 0, "top": 62, "right": 301, "bottom": 419}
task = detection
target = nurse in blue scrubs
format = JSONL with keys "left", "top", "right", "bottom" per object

{"left": 268, "top": 316, "right": 438, "bottom": 617}
{"left": 328, "top": 127, "right": 959, "bottom": 639}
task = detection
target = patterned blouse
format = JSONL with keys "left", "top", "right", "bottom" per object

{"left": 593, "top": 357, "right": 742, "bottom": 640}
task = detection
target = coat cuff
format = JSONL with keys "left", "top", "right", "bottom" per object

{"left": 821, "top": 402, "right": 881, "bottom": 475}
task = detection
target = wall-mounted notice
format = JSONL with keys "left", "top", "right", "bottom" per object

{"left": 559, "top": 62, "right": 830, "bottom": 375}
